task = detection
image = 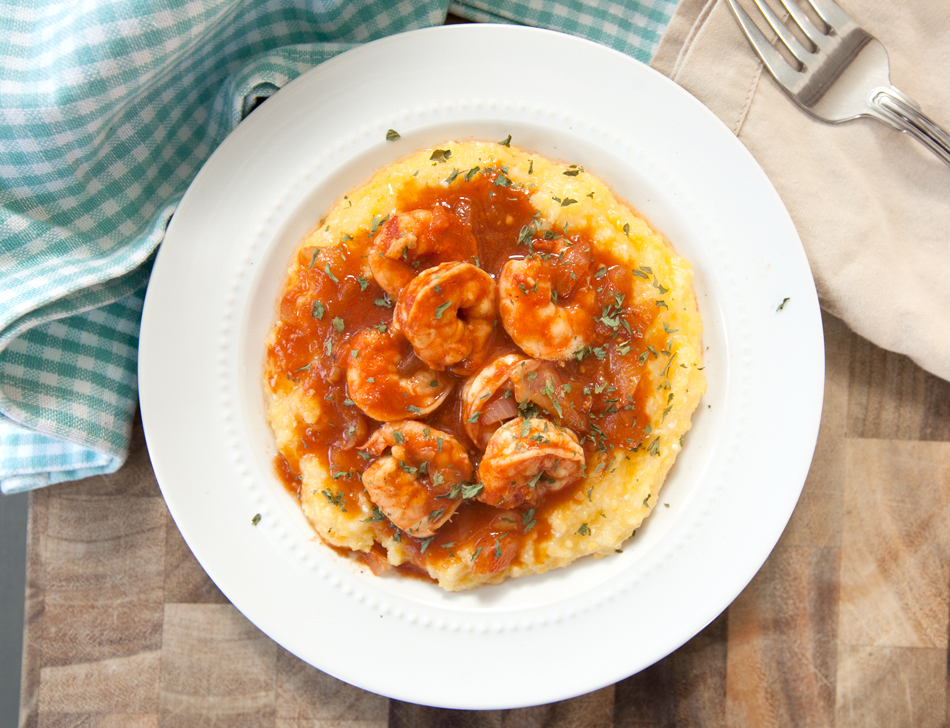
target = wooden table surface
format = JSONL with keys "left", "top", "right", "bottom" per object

{"left": 17, "top": 311, "right": 950, "bottom": 728}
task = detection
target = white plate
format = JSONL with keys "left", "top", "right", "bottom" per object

{"left": 139, "top": 25, "right": 823, "bottom": 709}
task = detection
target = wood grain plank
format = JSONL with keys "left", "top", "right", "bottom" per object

{"left": 724, "top": 544, "right": 839, "bottom": 728}
{"left": 834, "top": 439, "right": 950, "bottom": 728}
{"left": 159, "top": 603, "right": 278, "bottom": 727}
{"left": 388, "top": 703, "right": 503, "bottom": 728}
{"left": 29, "top": 419, "right": 168, "bottom": 725}
{"left": 835, "top": 646, "right": 946, "bottom": 728}
{"left": 39, "top": 603, "right": 162, "bottom": 667}
{"left": 502, "top": 687, "right": 614, "bottom": 728}
{"left": 847, "top": 336, "right": 950, "bottom": 442}
{"left": 36, "top": 714, "right": 158, "bottom": 728}
{"left": 37, "top": 651, "right": 161, "bottom": 713}
{"left": 41, "top": 493, "right": 166, "bottom": 607}
{"left": 388, "top": 687, "right": 615, "bottom": 728}
{"left": 159, "top": 604, "right": 278, "bottom": 728}
{"left": 38, "top": 713, "right": 158, "bottom": 728}
{"left": 612, "top": 613, "right": 727, "bottom": 728}
{"left": 838, "top": 440, "right": 950, "bottom": 649}
{"left": 275, "top": 648, "right": 388, "bottom": 727}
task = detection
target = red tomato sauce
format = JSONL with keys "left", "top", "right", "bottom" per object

{"left": 267, "top": 168, "right": 663, "bottom": 575}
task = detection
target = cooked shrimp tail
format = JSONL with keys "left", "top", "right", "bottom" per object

{"left": 477, "top": 417, "right": 585, "bottom": 509}
{"left": 461, "top": 354, "right": 591, "bottom": 448}
{"left": 394, "top": 261, "right": 497, "bottom": 376}
{"left": 360, "top": 421, "right": 473, "bottom": 537}
{"left": 369, "top": 208, "right": 478, "bottom": 296}
{"left": 345, "top": 328, "right": 453, "bottom": 422}
{"left": 498, "top": 243, "right": 597, "bottom": 361}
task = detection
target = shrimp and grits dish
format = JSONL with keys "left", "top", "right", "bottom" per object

{"left": 263, "top": 139, "right": 705, "bottom": 591}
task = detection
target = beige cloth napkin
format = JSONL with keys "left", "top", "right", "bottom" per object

{"left": 651, "top": 0, "right": 950, "bottom": 382}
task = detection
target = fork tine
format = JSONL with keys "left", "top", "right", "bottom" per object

{"left": 749, "top": 0, "right": 812, "bottom": 65}
{"left": 799, "top": 0, "right": 858, "bottom": 33}
{"left": 725, "top": 0, "right": 802, "bottom": 89}
{"left": 774, "top": 0, "right": 828, "bottom": 48}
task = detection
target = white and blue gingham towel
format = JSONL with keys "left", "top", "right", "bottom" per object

{"left": 0, "top": 0, "right": 678, "bottom": 494}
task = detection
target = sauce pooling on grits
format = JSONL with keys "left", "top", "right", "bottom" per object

{"left": 264, "top": 140, "right": 705, "bottom": 591}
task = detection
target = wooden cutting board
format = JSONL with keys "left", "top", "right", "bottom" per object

{"left": 17, "top": 312, "right": 950, "bottom": 728}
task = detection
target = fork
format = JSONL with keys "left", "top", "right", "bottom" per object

{"left": 726, "top": 0, "right": 950, "bottom": 166}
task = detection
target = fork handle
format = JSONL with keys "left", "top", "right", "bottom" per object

{"left": 870, "top": 87, "right": 950, "bottom": 167}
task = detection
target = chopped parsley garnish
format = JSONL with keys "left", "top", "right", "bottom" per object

{"left": 321, "top": 488, "right": 347, "bottom": 512}
{"left": 522, "top": 508, "right": 537, "bottom": 532}
{"left": 363, "top": 506, "right": 386, "bottom": 523}
{"left": 385, "top": 129, "right": 400, "bottom": 141}
{"left": 369, "top": 213, "right": 390, "bottom": 235}
{"left": 461, "top": 482, "right": 483, "bottom": 499}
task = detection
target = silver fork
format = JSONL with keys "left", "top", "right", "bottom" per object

{"left": 726, "top": 0, "right": 950, "bottom": 166}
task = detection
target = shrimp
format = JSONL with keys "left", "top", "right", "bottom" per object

{"left": 369, "top": 208, "right": 478, "bottom": 296}
{"left": 345, "top": 327, "right": 453, "bottom": 422}
{"left": 393, "top": 261, "right": 497, "bottom": 376}
{"left": 460, "top": 353, "right": 526, "bottom": 448}
{"left": 360, "top": 422, "right": 474, "bottom": 537}
{"left": 460, "top": 353, "right": 590, "bottom": 448}
{"left": 498, "top": 243, "right": 597, "bottom": 361}
{"left": 477, "top": 417, "right": 586, "bottom": 510}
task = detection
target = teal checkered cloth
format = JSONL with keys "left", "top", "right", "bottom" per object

{"left": 0, "top": 0, "right": 678, "bottom": 494}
